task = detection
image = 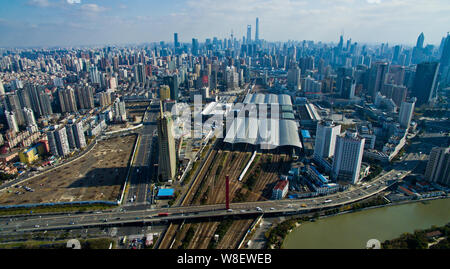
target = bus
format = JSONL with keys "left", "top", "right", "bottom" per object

{"left": 158, "top": 212, "right": 169, "bottom": 217}
{"left": 324, "top": 199, "right": 332, "bottom": 203}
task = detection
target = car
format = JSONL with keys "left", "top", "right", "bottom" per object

{"left": 69, "top": 221, "right": 75, "bottom": 225}
{"left": 34, "top": 225, "right": 40, "bottom": 228}
{"left": 270, "top": 207, "right": 275, "bottom": 210}
{"left": 103, "top": 219, "right": 108, "bottom": 222}
{"left": 227, "top": 209, "right": 233, "bottom": 212}
{"left": 256, "top": 207, "right": 263, "bottom": 212}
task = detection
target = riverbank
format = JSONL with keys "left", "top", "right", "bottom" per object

{"left": 280, "top": 196, "right": 450, "bottom": 249}
{"left": 260, "top": 195, "right": 449, "bottom": 249}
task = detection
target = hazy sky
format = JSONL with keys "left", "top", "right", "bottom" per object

{"left": 0, "top": 0, "right": 449, "bottom": 47}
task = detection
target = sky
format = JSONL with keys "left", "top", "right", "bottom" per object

{"left": 0, "top": 0, "right": 449, "bottom": 48}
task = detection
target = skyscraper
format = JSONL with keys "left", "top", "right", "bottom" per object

{"left": 157, "top": 101, "right": 176, "bottom": 182}
{"left": 4, "top": 93, "right": 25, "bottom": 126}
{"left": 164, "top": 74, "right": 179, "bottom": 101}
{"left": 287, "top": 66, "right": 301, "bottom": 91}
{"left": 159, "top": 85, "right": 171, "bottom": 100}
{"left": 47, "top": 126, "right": 70, "bottom": 157}
{"left": 23, "top": 107, "right": 36, "bottom": 126}
{"left": 411, "top": 62, "right": 440, "bottom": 106}
{"left": 58, "top": 87, "right": 77, "bottom": 113}
{"left": 247, "top": 25, "right": 252, "bottom": 44}
{"left": 5, "top": 111, "right": 19, "bottom": 133}
{"left": 314, "top": 121, "right": 341, "bottom": 161}
{"left": 332, "top": 131, "right": 365, "bottom": 184}
{"left": 398, "top": 97, "right": 416, "bottom": 129}
{"left": 367, "top": 62, "right": 389, "bottom": 99}
{"left": 416, "top": 32, "right": 425, "bottom": 49}
{"left": 425, "top": 147, "right": 450, "bottom": 186}
{"left": 134, "top": 63, "right": 146, "bottom": 85}
{"left": 174, "top": 33, "right": 179, "bottom": 48}
{"left": 192, "top": 38, "right": 199, "bottom": 56}
{"left": 255, "top": 17, "right": 259, "bottom": 41}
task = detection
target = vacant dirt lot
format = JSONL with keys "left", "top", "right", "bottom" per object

{"left": 0, "top": 135, "right": 137, "bottom": 205}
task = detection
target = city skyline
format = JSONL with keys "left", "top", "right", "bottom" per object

{"left": 0, "top": 0, "right": 450, "bottom": 47}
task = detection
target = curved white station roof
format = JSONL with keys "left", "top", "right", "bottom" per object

{"left": 224, "top": 117, "right": 302, "bottom": 149}
{"left": 243, "top": 93, "right": 293, "bottom": 106}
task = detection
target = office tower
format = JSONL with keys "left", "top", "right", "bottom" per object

{"left": 314, "top": 121, "right": 341, "bottom": 161}
{"left": 411, "top": 62, "right": 440, "bottom": 106}
{"left": 287, "top": 66, "right": 301, "bottom": 90}
{"left": 247, "top": 25, "right": 252, "bottom": 44}
{"left": 72, "top": 121, "right": 86, "bottom": 149}
{"left": 164, "top": 74, "right": 179, "bottom": 101}
{"left": 192, "top": 38, "right": 199, "bottom": 56}
{"left": 5, "top": 111, "right": 19, "bottom": 133}
{"left": 398, "top": 97, "right": 416, "bottom": 129}
{"left": 416, "top": 32, "right": 425, "bottom": 49}
{"left": 113, "top": 98, "right": 127, "bottom": 122}
{"left": 75, "top": 85, "right": 95, "bottom": 110}
{"left": 157, "top": 101, "right": 176, "bottom": 182}
{"left": 47, "top": 126, "right": 70, "bottom": 157}
{"left": 381, "top": 84, "right": 407, "bottom": 107}
{"left": 386, "top": 65, "right": 405, "bottom": 86}
{"left": 332, "top": 131, "right": 365, "bottom": 184}
{"left": 392, "top": 45, "right": 402, "bottom": 63}
{"left": 58, "top": 87, "right": 77, "bottom": 113}
{"left": 4, "top": 93, "right": 25, "bottom": 126}
{"left": 440, "top": 33, "right": 450, "bottom": 86}
{"left": 425, "top": 147, "right": 450, "bottom": 186}
{"left": 255, "top": 17, "right": 259, "bottom": 41}
{"left": 134, "top": 63, "right": 146, "bottom": 84}
{"left": 159, "top": 85, "right": 171, "bottom": 100}
{"left": 174, "top": 33, "right": 179, "bottom": 48}
{"left": 367, "top": 62, "right": 389, "bottom": 99}
{"left": 341, "top": 77, "right": 356, "bottom": 99}
{"left": 23, "top": 107, "right": 36, "bottom": 126}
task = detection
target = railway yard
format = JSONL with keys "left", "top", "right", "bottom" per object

{"left": 158, "top": 141, "right": 292, "bottom": 249}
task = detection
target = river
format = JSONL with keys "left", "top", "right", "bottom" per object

{"left": 282, "top": 198, "right": 450, "bottom": 249}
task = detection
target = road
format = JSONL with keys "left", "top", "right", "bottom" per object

{"left": 125, "top": 101, "right": 159, "bottom": 206}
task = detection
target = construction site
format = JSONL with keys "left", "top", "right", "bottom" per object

{"left": 0, "top": 134, "right": 137, "bottom": 205}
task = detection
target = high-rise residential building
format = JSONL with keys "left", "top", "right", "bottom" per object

{"left": 72, "top": 120, "right": 86, "bottom": 149}
{"left": 247, "top": 25, "right": 252, "bottom": 44}
{"left": 65, "top": 124, "right": 77, "bottom": 149}
{"left": 398, "top": 97, "right": 416, "bottom": 129}
{"left": 134, "top": 63, "right": 146, "bottom": 85}
{"left": 287, "top": 66, "right": 301, "bottom": 91}
{"left": 47, "top": 126, "right": 70, "bottom": 157}
{"left": 4, "top": 93, "right": 25, "bottom": 126}
{"left": 113, "top": 98, "right": 127, "bottom": 122}
{"left": 39, "top": 91, "right": 53, "bottom": 116}
{"left": 314, "top": 121, "right": 341, "bottom": 161}
{"left": 5, "top": 111, "right": 19, "bottom": 133}
{"left": 23, "top": 107, "right": 36, "bottom": 126}
{"left": 157, "top": 102, "right": 176, "bottom": 182}
{"left": 225, "top": 66, "right": 239, "bottom": 90}
{"left": 425, "top": 147, "right": 450, "bottom": 186}
{"left": 159, "top": 85, "right": 171, "bottom": 100}
{"left": 332, "top": 131, "right": 365, "bottom": 184}
{"left": 75, "top": 85, "right": 94, "bottom": 110}
{"left": 0, "top": 79, "right": 4, "bottom": 96}
{"left": 411, "top": 62, "right": 440, "bottom": 106}
{"left": 58, "top": 87, "right": 77, "bottom": 113}
{"left": 255, "top": 17, "right": 259, "bottom": 41}
{"left": 367, "top": 62, "right": 389, "bottom": 99}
